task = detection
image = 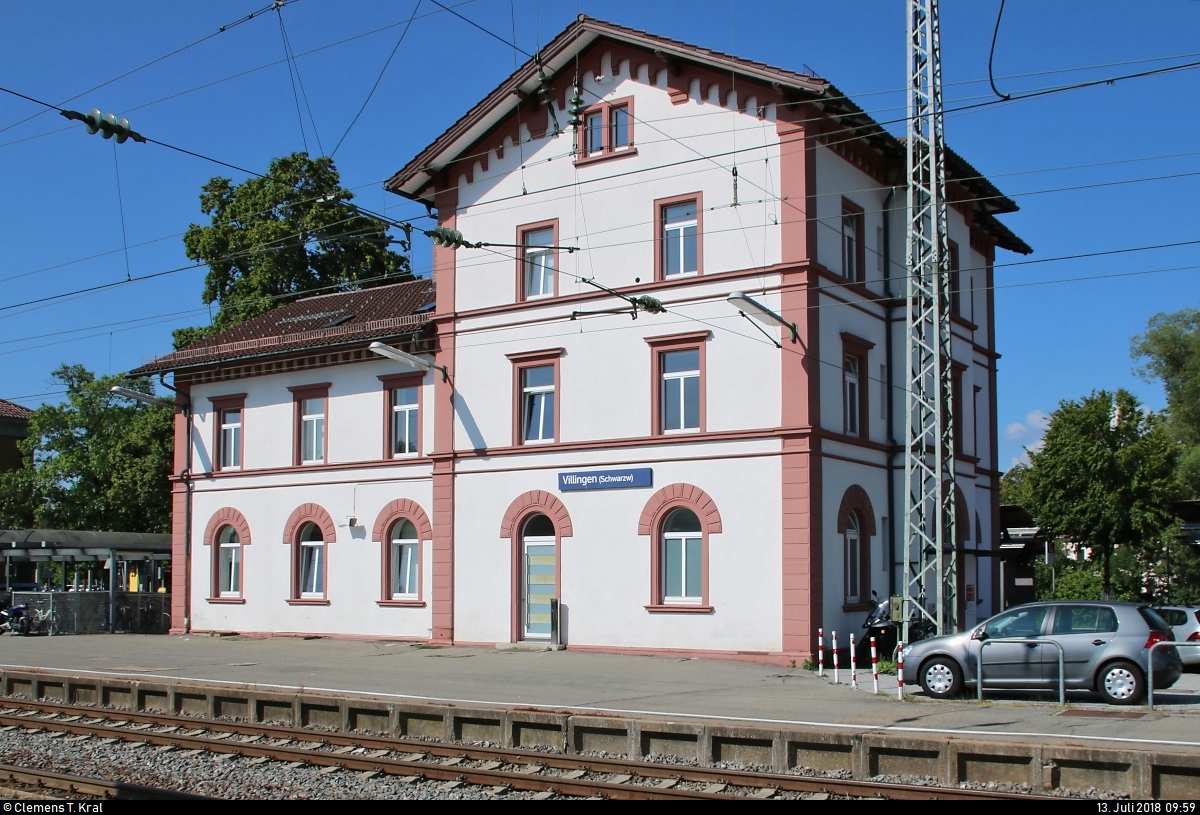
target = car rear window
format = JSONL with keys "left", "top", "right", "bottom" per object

{"left": 1159, "top": 608, "right": 1187, "bottom": 627}
{"left": 1195, "top": 609, "right": 1200, "bottom": 626}
{"left": 1139, "top": 607, "right": 1172, "bottom": 632}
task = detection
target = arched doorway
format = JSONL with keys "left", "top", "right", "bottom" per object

{"left": 521, "top": 514, "right": 556, "bottom": 640}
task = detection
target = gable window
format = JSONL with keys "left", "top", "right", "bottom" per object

{"left": 217, "top": 526, "right": 241, "bottom": 598}
{"left": 842, "top": 199, "right": 865, "bottom": 283}
{"left": 209, "top": 393, "right": 246, "bottom": 473}
{"left": 577, "top": 97, "right": 635, "bottom": 161}
{"left": 289, "top": 384, "right": 330, "bottom": 466}
{"left": 517, "top": 220, "right": 558, "bottom": 301}
{"left": 390, "top": 519, "right": 419, "bottom": 599}
{"left": 844, "top": 355, "right": 860, "bottom": 437}
{"left": 298, "top": 522, "right": 325, "bottom": 598}
{"left": 507, "top": 348, "right": 564, "bottom": 446}
{"left": 647, "top": 332, "right": 708, "bottom": 436}
{"left": 841, "top": 333, "right": 874, "bottom": 440}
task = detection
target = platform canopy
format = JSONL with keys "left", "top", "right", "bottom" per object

{"left": 0, "top": 529, "right": 170, "bottom": 562}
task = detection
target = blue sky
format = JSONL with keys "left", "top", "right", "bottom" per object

{"left": 2, "top": 1, "right": 1198, "bottom": 471}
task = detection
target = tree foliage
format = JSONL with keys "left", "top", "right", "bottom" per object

{"left": 1132, "top": 308, "right": 1200, "bottom": 495}
{"left": 999, "top": 462, "right": 1031, "bottom": 507}
{"left": 0, "top": 365, "right": 173, "bottom": 533}
{"left": 176, "top": 152, "right": 410, "bottom": 348}
{"left": 1023, "top": 389, "right": 1178, "bottom": 599}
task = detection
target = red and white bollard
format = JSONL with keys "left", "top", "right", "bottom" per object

{"left": 871, "top": 637, "right": 879, "bottom": 694}
{"left": 832, "top": 631, "right": 839, "bottom": 684}
{"left": 818, "top": 628, "right": 824, "bottom": 677}
{"left": 850, "top": 633, "right": 858, "bottom": 689}
{"left": 897, "top": 641, "right": 905, "bottom": 699}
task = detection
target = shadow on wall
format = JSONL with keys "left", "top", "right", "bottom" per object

{"left": 454, "top": 393, "right": 487, "bottom": 451}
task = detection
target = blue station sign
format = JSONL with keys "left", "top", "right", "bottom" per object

{"left": 558, "top": 467, "right": 653, "bottom": 492}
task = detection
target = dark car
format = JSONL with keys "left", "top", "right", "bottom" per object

{"left": 900, "top": 601, "right": 1182, "bottom": 705}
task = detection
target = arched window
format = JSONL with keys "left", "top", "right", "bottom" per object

{"left": 297, "top": 522, "right": 325, "bottom": 599}
{"left": 845, "top": 512, "right": 862, "bottom": 604}
{"left": 662, "top": 508, "right": 702, "bottom": 604}
{"left": 521, "top": 514, "right": 557, "bottom": 640}
{"left": 389, "top": 520, "right": 419, "bottom": 599}
{"left": 217, "top": 526, "right": 241, "bottom": 598}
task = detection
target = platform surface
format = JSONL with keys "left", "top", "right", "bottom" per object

{"left": 1, "top": 634, "right": 1198, "bottom": 752}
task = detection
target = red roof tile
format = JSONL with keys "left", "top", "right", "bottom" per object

{"left": 132, "top": 278, "right": 434, "bottom": 375}
{"left": 0, "top": 399, "right": 31, "bottom": 420}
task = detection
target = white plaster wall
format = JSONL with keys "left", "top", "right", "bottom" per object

{"left": 450, "top": 56, "right": 783, "bottom": 314}
{"left": 189, "top": 358, "right": 433, "bottom": 472}
{"left": 451, "top": 280, "right": 784, "bottom": 451}
{"left": 819, "top": 455, "right": 888, "bottom": 640}
{"left": 189, "top": 468, "right": 434, "bottom": 638}
{"left": 817, "top": 290, "right": 887, "bottom": 443}
{"left": 814, "top": 145, "right": 892, "bottom": 293}
{"left": 451, "top": 442, "right": 782, "bottom": 651}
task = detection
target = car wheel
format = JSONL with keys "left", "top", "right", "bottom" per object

{"left": 920, "top": 656, "right": 963, "bottom": 699}
{"left": 1098, "top": 660, "right": 1144, "bottom": 705}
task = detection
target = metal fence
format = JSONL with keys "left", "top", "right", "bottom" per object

{"left": 9, "top": 592, "right": 171, "bottom": 635}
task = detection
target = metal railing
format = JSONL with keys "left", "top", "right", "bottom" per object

{"left": 977, "top": 637, "right": 1066, "bottom": 705}
{"left": 1147, "top": 640, "right": 1200, "bottom": 710}
{"left": 9, "top": 592, "right": 171, "bottom": 635}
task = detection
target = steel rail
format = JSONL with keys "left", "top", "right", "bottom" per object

{"left": 0, "top": 762, "right": 213, "bottom": 800}
{"left": 0, "top": 697, "right": 1054, "bottom": 801}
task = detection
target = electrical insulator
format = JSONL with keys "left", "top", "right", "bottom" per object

{"left": 426, "top": 227, "right": 471, "bottom": 250}
{"left": 567, "top": 87, "right": 585, "bottom": 127}
{"left": 60, "top": 108, "right": 146, "bottom": 144}
{"left": 536, "top": 70, "right": 553, "bottom": 107}
{"left": 634, "top": 295, "right": 665, "bottom": 315}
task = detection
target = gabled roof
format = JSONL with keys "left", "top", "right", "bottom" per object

{"left": 385, "top": 16, "right": 1029, "bottom": 254}
{"left": 0, "top": 399, "right": 31, "bottom": 421}
{"left": 132, "top": 278, "right": 434, "bottom": 375}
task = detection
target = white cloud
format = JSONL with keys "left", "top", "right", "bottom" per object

{"left": 1004, "top": 409, "right": 1050, "bottom": 457}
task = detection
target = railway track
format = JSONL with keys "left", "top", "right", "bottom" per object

{"left": 0, "top": 698, "right": 1051, "bottom": 800}
{"left": 0, "top": 762, "right": 211, "bottom": 800}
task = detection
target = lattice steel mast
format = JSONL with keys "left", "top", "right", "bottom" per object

{"left": 903, "top": 0, "right": 956, "bottom": 639}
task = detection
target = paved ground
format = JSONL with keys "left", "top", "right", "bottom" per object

{"left": 1, "top": 634, "right": 1198, "bottom": 751}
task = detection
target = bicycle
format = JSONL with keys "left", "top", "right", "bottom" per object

{"left": 15, "top": 606, "right": 61, "bottom": 636}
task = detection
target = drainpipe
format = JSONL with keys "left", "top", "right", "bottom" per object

{"left": 883, "top": 183, "right": 900, "bottom": 597}
{"left": 159, "top": 374, "right": 192, "bottom": 634}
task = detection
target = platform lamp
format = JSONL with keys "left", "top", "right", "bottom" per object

{"left": 726, "top": 292, "right": 799, "bottom": 348}
{"left": 109, "top": 384, "right": 191, "bottom": 634}
{"left": 368, "top": 342, "right": 449, "bottom": 382}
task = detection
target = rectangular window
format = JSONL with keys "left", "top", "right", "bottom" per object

{"left": 585, "top": 111, "right": 603, "bottom": 155}
{"left": 289, "top": 384, "right": 330, "bottom": 466}
{"left": 219, "top": 408, "right": 242, "bottom": 470}
{"left": 521, "top": 365, "right": 556, "bottom": 443}
{"left": 391, "top": 387, "right": 419, "bottom": 457}
{"left": 880, "top": 364, "right": 887, "bottom": 421}
{"left": 952, "top": 367, "right": 965, "bottom": 455}
{"left": 663, "top": 202, "right": 698, "bottom": 277}
{"left": 661, "top": 349, "right": 700, "bottom": 433}
{"left": 842, "top": 200, "right": 865, "bottom": 283}
{"left": 209, "top": 393, "right": 246, "bottom": 473}
{"left": 876, "top": 225, "right": 885, "bottom": 276}
{"left": 391, "top": 541, "right": 419, "bottom": 598}
{"left": 523, "top": 227, "right": 555, "bottom": 299}
{"left": 611, "top": 104, "right": 630, "bottom": 149}
{"left": 973, "top": 386, "right": 982, "bottom": 458}
{"left": 301, "top": 398, "right": 325, "bottom": 463}
{"left": 663, "top": 535, "right": 702, "bottom": 603}
{"left": 844, "top": 355, "right": 860, "bottom": 437}
{"left": 948, "top": 240, "right": 962, "bottom": 317}
{"left": 219, "top": 541, "right": 240, "bottom": 597}
{"left": 300, "top": 541, "right": 324, "bottom": 597}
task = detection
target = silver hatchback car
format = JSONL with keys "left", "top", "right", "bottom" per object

{"left": 1152, "top": 605, "right": 1200, "bottom": 667}
{"left": 900, "top": 602, "right": 1182, "bottom": 705}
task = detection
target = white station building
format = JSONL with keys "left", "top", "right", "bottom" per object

{"left": 136, "top": 17, "right": 1029, "bottom": 664}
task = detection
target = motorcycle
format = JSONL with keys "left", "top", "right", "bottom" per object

{"left": 861, "top": 591, "right": 937, "bottom": 660}
{"left": 0, "top": 603, "right": 29, "bottom": 636}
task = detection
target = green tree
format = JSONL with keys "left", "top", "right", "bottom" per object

{"left": 1024, "top": 390, "right": 1178, "bottom": 599}
{"left": 1132, "top": 308, "right": 1200, "bottom": 494}
{"left": 176, "top": 152, "right": 410, "bottom": 348}
{"left": 0, "top": 365, "right": 173, "bottom": 533}
{"left": 1000, "top": 462, "right": 1031, "bottom": 506}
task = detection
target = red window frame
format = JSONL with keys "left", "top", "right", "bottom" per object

{"left": 506, "top": 348, "right": 564, "bottom": 447}
{"left": 288, "top": 383, "right": 330, "bottom": 466}
{"left": 515, "top": 219, "right": 560, "bottom": 302}
{"left": 840, "top": 333, "right": 875, "bottom": 440}
{"left": 645, "top": 331, "right": 709, "bottom": 436}
{"left": 653, "top": 192, "right": 704, "bottom": 282}
{"left": 574, "top": 95, "right": 636, "bottom": 166}
{"left": 841, "top": 198, "right": 866, "bottom": 284}
{"left": 208, "top": 393, "right": 246, "bottom": 473}
{"left": 379, "top": 372, "right": 424, "bottom": 459}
